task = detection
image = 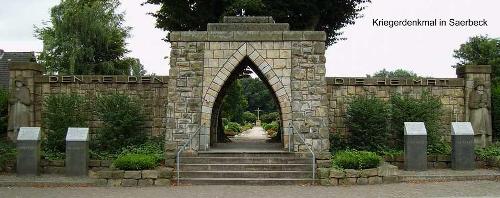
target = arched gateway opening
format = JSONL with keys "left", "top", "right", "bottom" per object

{"left": 209, "top": 56, "right": 283, "bottom": 150}
{"left": 200, "top": 43, "right": 293, "bottom": 151}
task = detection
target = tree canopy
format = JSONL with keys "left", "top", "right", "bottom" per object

{"left": 453, "top": 35, "right": 500, "bottom": 80}
{"left": 36, "top": 0, "right": 145, "bottom": 75}
{"left": 370, "top": 69, "right": 419, "bottom": 78}
{"left": 145, "top": 0, "right": 371, "bottom": 46}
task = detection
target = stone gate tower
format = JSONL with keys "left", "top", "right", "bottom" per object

{"left": 165, "top": 16, "right": 329, "bottom": 158}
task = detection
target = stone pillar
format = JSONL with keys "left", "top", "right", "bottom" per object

{"left": 16, "top": 127, "right": 41, "bottom": 176}
{"left": 457, "top": 65, "right": 492, "bottom": 147}
{"left": 404, "top": 122, "right": 427, "bottom": 171}
{"left": 65, "top": 128, "right": 89, "bottom": 176}
{"left": 451, "top": 122, "right": 475, "bottom": 170}
{"left": 7, "top": 62, "right": 43, "bottom": 141}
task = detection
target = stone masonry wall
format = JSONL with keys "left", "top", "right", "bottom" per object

{"left": 32, "top": 75, "right": 169, "bottom": 137}
{"left": 327, "top": 77, "right": 466, "bottom": 141}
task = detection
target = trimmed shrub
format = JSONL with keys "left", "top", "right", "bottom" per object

{"left": 390, "top": 93, "right": 449, "bottom": 154}
{"left": 241, "top": 123, "right": 253, "bottom": 132}
{"left": 263, "top": 121, "right": 279, "bottom": 137}
{"left": 492, "top": 86, "right": 500, "bottom": 141}
{"left": 224, "top": 122, "right": 241, "bottom": 136}
{"left": 261, "top": 112, "right": 279, "bottom": 123}
{"left": 475, "top": 142, "right": 500, "bottom": 160}
{"left": 345, "top": 96, "right": 390, "bottom": 152}
{"left": 94, "top": 93, "right": 146, "bottom": 154}
{"left": 42, "top": 93, "right": 89, "bottom": 158}
{"left": 113, "top": 153, "right": 157, "bottom": 170}
{"left": 242, "top": 111, "right": 257, "bottom": 124}
{"left": 0, "top": 89, "right": 8, "bottom": 136}
{"left": 119, "top": 137, "right": 165, "bottom": 163}
{"left": 332, "top": 150, "right": 382, "bottom": 170}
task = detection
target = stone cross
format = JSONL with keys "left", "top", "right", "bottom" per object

{"left": 16, "top": 127, "right": 41, "bottom": 176}
{"left": 451, "top": 122, "right": 475, "bottom": 170}
{"left": 66, "top": 128, "right": 90, "bottom": 176}
{"left": 404, "top": 122, "right": 427, "bottom": 171}
{"left": 255, "top": 108, "right": 263, "bottom": 120}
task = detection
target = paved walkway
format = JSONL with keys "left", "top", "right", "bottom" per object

{"left": 1, "top": 181, "right": 499, "bottom": 198}
{"left": 209, "top": 126, "right": 282, "bottom": 152}
{"left": 232, "top": 126, "right": 268, "bottom": 141}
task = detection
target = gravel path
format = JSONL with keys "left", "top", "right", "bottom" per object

{"left": 1, "top": 181, "right": 499, "bottom": 198}
{"left": 234, "top": 126, "right": 267, "bottom": 140}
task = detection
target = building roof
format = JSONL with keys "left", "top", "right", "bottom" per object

{"left": 0, "top": 50, "right": 36, "bottom": 89}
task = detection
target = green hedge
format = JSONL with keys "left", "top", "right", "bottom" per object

{"left": 0, "top": 139, "right": 16, "bottom": 169}
{"left": 113, "top": 153, "right": 157, "bottom": 170}
{"left": 0, "top": 89, "right": 8, "bottom": 136}
{"left": 332, "top": 150, "right": 382, "bottom": 170}
{"left": 475, "top": 142, "right": 500, "bottom": 160}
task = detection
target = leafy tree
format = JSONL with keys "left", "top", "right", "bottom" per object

{"left": 36, "top": 0, "right": 145, "bottom": 75}
{"left": 371, "top": 69, "right": 419, "bottom": 78}
{"left": 145, "top": 0, "right": 371, "bottom": 46}
{"left": 240, "top": 77, "right": 277, "bottom": 114}
{"left": 222, "top": 80, "right": 247, "bottom": 124}
{"left": 242, "top": 111, "right": 257, "bottom": 124}
{"left": 453, "top": 35, "right": 500, "bottom": 81}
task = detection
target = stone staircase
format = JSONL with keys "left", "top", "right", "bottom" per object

{"left": 175, "top": 151, "right": 315, "bottom": 185}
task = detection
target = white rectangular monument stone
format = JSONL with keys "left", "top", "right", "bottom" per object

{"left": 65, "top": 128, "right": 90, "bottom": 176}
{"left": 16, "top": 127, "right": 41, "bottom": 176}
{"left": 451, "top": 122, "right": 475, "bottom": 170}
{"left": 404, "top": 122, "right": 427, "bottom": 171}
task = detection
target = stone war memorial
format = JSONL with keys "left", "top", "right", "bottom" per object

{"left": 4, "top": 16, "right": 498, "bottom": 186}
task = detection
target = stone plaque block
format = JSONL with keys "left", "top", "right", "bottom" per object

{"left": 404, "top": 122, "right": 427, "bottom": 171}
{"left": 16, "top": 127, "right": 41, "bottom": 176}
{"left": 451, "top": 122, "right": 475, "bottom": 170}
{"left": 66, "top": 128, "right": 90, "bottom": 176}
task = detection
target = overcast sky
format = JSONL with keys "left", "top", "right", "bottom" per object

{"left": 1, "top": 0, "right": 499, "bottom": 77}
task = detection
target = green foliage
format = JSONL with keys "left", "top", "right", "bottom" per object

{"left": 240, "top": 78, "right": 278, "bottom": 114}
{"left": 380, "top": 149, "right": 403, "bottom": 158}
{"left": 119, "top": 137, "right": 165, "bottom": 163}
{"left": 492, "top": 86, "right": 500, "bottom": 141}
{"left": 241, "top": 123, "right": 253, "bottom": 132}
{"left": 242, "top": 111, "right": 257, "bottom": 124}
{"left": 329, "top": 132, "right": 349, "bottom": 154}
{"left": 261, "top": 112, "right": 280, "bottom": 124}
{"left": 222, "top": 80, "right": 247, "bottom": 124}
{"left": 93, "top": 93, "right": 146, "bottom": 154}
{"left": 224, "top": 122, "right": 241, "bottom": 135}
{"left": 389, "top": 93, "right": 449, "bottom": 154}
{"left": 146, "top": 0, "right": 371, "bottom": 46}
{"left": 371, "top": 69, "right": 419, "bottom": 78}
{"left": 332, "top": 150, "right": 381, "bottom": 170}
{"left": 42, "top": 94, "right": 89, "bottom": 156}
{"left": 0, "top": 89, "right": 8, "bottom": 136}
{"left": 475, "top": 142, "right": 500, "bottom": 160}
{"left": 0, "top": 138, "right": 16, "bottom": 169}
{"left": 113, "top": 154, "right": 158, "bottom": 170}
{"left": 453, "top": 35, "right": 500, "bottom": 80}
{"left": 262, "top": 121, "right": 279, "bottom": 137}
{"left": 35, "top": 0, "right": 145, "bottom": 75}
{"left": 345, "top": 96, "right": 390, "bottom": 152}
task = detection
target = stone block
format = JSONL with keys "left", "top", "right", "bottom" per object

{"left": 368, "top": 176, "right": 382, "bottom": 184}
{"left": 124, "top": 171, "right": 142, "bottom": 179}
{"left": 95, "top": 179, "right": 108, "bottom": 186}
{"left": 142, "top": 170, "right": 159, "bottom": 179}
{"left": 66, "top": 127, "right": 90, "bottom": 176}
{"left": 16, "top": 127, "right": 41, "bottom": 176}
{"left": 329, "top": 169, "right": 345, "bottom": 178}
{"left": 316, "top": 160, "right": 331, "bottom": 168}
{"left": 158, "top": 167, "right": 174, "bottom": 179}
{"left": 451, "top": 122, "right": 475, "bottom": 170}
{"left": 121, "top": 179, "right": 138, "bottom": 187}
{"left": 377, "top": 164, "right": 398, "bottom": 177}
{"left": 89, "top": 160, "right": 101, "bottom": 167}
{"left": 100, "top": 160, "right": 112, "bottom": 167}
{"left": 345, "top": 169, "right": 359, "bottom": 178}
{"left": 382, "top": 176, "right": 399, "bottom": 184}
{"left": 329, "top": 178, "right": 339, "bottom": 186}
{"left": 357, "top": 177, "right": 368, "bottom": 185}
{"left": 111, "top": 170, "right": 125, "bottom": 179}
{"left": 404, "top": 122, "right": 428, "bottom": 171}
{"left": 317, "top": 168, "right": 330, "bottom": 179}
{"left": 155, "top": 179, "right": 171, "bottom": 186}
{"left": 319, "top": 179, "right": 330, "bottom": 186}
{"left": 108, "top": 179, "right": 122, "bottom": 187}
{"left": 360, "top": 168, "right": 378, "bottom": 177}
{"left": 97, "top": 170, "right": 113, "bottom": 179}
{"left": 138, "top": 179, "right": 154, "bottom": 186}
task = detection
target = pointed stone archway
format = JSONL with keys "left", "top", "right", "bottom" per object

{"left": 200, "top": 43, "right": 292, "bottom": 150}
{"left": 166, "top": 16, "right": 331, "bottom": 157}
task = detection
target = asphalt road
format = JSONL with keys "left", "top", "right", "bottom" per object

{"left": 0, "top": 181, "right": 499, "bottom": 198}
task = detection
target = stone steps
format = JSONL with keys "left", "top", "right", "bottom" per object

{"left": 179, "top": 170, "right": 312, "bottom": 178}
{"left": 176, "top": 152, "right": 315, "bottom": 185}
{"left": 176, "top": 178, "right": 314, "bottom": 185}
